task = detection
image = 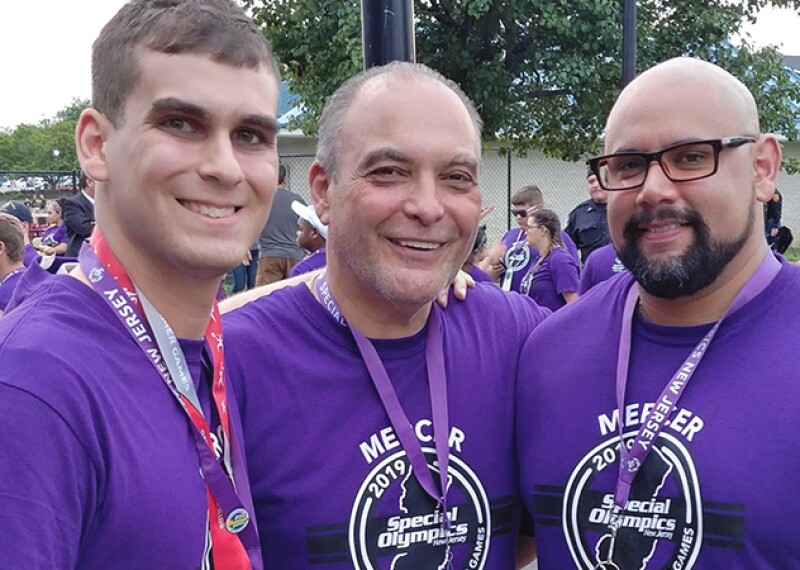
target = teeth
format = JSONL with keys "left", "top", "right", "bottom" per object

{"left": 396, "top": 240, "right": 439, "bottom": 250}
{"left": 649, "top": 224, "right": 680, "bottom": 233}
{"left": 183, "top": 201, "right": 235, "bottom": 219}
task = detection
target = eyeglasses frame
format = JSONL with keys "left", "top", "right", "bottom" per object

{"left": 586, "top": 136, "right": 758, "bottom": 192}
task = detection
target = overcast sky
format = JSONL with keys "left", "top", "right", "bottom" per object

{"left": 1, "top": 1, "right": 799, "bottom": 130}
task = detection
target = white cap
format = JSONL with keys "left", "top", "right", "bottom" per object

{"left": 291, "top": 201, "right": 328, "bottom": 240}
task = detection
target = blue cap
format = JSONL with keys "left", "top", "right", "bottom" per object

{"left": 1, "top": 201, "right": 33, "bottom": 224}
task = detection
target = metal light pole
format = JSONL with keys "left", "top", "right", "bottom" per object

{"left": 361, "top": 0, "right": 415, "bottom": 69}
{"left": 621, "top": 0, "right": 637, "bottom": 88}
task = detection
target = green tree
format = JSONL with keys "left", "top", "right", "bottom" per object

{"left": 0, "top": 99, "right": 84, "bottom": 189}
{"left": 245, "top": 0, "right": 800, "bottom": 169}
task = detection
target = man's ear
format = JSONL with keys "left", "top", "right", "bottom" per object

{"left": 753, "top": 134, "right": 782, "bottom": 204}
{"left": 75, "top": 108, "right": 112, "bottom": 184}
{"left": 309, "top": 161, "right": 332, "bottom": 225}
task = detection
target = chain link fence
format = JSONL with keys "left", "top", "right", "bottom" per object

{"left": 280, "top": 148, "right": 800, "bottom": 252}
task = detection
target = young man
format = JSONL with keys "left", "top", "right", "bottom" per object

{"left": 223, "top": 62, "right": 548, "bottom": 569}
{"left": 0, "top": 213, "right": 25, "bottom": 316}
{"left": 517, "top": 58, "right": 798, "bottom": 568}
{"left": 1, "top": 200, "right": 37, "bottom": 266}
{"left": 480, "top": 185, "right": 578, "bottom": 291}
{"left": 288, "top": 199, "right": 328, "bottom": 277}
{"left": 0, "top": 1, "right": 280, "bottom": 568}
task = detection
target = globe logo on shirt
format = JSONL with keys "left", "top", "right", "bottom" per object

{"left": 348, "top": 449, "right": 490, "bottom": 569}
{"left": 88, "top": 267, "right": 105, "bottom": 283}
{"left": 561, "top": 431, "right": 703, "bottom": 569}
{"left": 503, "top": 242, "right": 530, "bottom": 274}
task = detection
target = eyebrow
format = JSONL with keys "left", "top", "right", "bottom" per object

{"left": 359, "top": 147, "right": 412, "bottom": 170}
{"left": 358, "top": 148, "right": 478, "bottom": 172}
{"left": 611, "top": 136, "right": 710, "bottom": 154}
{"left": 147, "top": 97, "right": 279, "bottom": 135}
{"left": 445, "top": 153, "right": 479, "bottom": 172}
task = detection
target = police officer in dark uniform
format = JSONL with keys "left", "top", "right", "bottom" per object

{"left": 566, "top": 166, "right": 610, "bottom": 263}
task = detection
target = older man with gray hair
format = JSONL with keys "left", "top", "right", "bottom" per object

{"left": 223, "top": 61, "right": 547, "bottom": 568}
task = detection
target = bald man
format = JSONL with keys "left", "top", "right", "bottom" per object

{"left": 516, "top": 57, "right": 799, "bottom": 568}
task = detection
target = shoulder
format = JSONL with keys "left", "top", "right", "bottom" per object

{"left": 531, "top": 271, "right": 631, "bottom": 340}
{"left": 0, "top": 280, "right": 127, "bottom": 418}
{"left": 223, "top": 283, "right": 316, "bottom": 341}
{"left": 444, "top": 283, "right": 551, "bottom": 335}
{"left": 569, "top": 199, "right": 591, "bottom": 214}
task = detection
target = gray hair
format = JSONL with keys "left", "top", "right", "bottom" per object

{"left": 316, "top": 61, "right": 483, "bottom": 180}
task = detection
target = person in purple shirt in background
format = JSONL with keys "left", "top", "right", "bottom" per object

{"left": 0, "top": 1, "right": 280, "bottom": 568}
{"left": 462, "top": 224, "right": 493, "bottom": 283}
{"left": 480, "top": 185, "right": 579, "bottom": 292}
{"left": 1, "top": 200, "right": 37, "bottom": 266}
{"left": 32, "top": 198, "right": 69, "bottom": 257}
{"left": 578, "top": 242, "right": 628, "bottom": 294}
{"left": 520, "top": 208, "right": 580, "bottom": 311}
{"left": 517, "top": 57, "right": 800, "bottom": 568}
{"left": 223, "top": 62, "right": 548, "bottom": 569}
{"left": 0, "top": 213, "right": 25, "bottom": 316}
{"left": 288, "top": 199, "right": 328, "bottom": 277}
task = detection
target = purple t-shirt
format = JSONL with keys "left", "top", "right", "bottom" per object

{"left": 519, "top": 247, "right": 580, "bottom": 312}
{"left": 0, "top": 268, "right": 24, "bottom": 311}
{"left": 289, "top": 248, "right": 327, "bottom": 277}
{"left": 23, "top": 243, "right": 37, "bottom": 267}
{"left": 223, "top": 282, "right": 550, "bottom": 569}
{"left": 468, "top": 264, "right": 493, "bottom": 283}
{"left": 42, "top": 223, "right": 68, "bottom": 246}
{"left": 517, "top": 256, "right": 800, "bottom": 568}
{"left": 499, "top": 229, "right": 578, "bottom": 292}
{"left": 0, "top": 276, "right": 254, "bottom": 568}
{"left": 579, "top": 243, "right": 628, "bottom": 294}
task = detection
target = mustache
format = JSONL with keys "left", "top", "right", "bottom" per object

{"left": 622, "top": 207, "right": 705, "bottom": 240}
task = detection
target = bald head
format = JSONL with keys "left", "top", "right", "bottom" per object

{"left": 316, "top": 62, "right": 483, "bottom": 180}
{"left": 606, "top": 58, "right": 760, "bottom": 151}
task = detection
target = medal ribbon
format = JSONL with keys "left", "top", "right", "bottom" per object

{"left": 612, "top": 253, "right": 781, "bottom": 510}
{"left": 315, "top": 271, "right": 452, "bottom": 530}
{"left": 79, "top": 230, "right": 260, "bottom": 570}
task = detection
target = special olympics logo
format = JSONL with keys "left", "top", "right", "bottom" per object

{"left": 88, "top": 267, "right": 105, "bottom": 283}
{"left": 561, "top": 432, "right": 703, "bottom": 569}
{"left": 503, "top": 243, "right": 531, "bottom": 273}
{"left": 348, "top": 449, "right": 490, "bottom": 570}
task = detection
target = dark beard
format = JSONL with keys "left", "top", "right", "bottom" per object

{"left": 618, "top": 205, "right": 753, "bottom": 299}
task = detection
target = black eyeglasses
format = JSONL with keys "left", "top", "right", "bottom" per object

{"left": 511, "top": 208, "right": 530, "bottom": 218}
{"left": 586, "top": 136, "right": 757, "bottom": 191}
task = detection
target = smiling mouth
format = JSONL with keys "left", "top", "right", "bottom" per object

{"left": 642, "top": 223, "right": 682, "bottom": 234}
{"left": 178, "top": 199, "right": 240, "bottom": 219}
{"left": 390, "top": 239, "right": 443, "bottom": 251}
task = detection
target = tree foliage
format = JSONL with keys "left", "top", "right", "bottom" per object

{"left": 245, "top": 0, "right": 800, "bottom": 167}
{"left": 0, "top": 98, "right": 89, "bottom": 179}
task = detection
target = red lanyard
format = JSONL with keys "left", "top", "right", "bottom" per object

{"left": 83, "top": 230, "right": 258, "bottom": 570}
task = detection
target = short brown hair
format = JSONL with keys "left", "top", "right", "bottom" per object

{"left": 92, "top": 0, "right": 279, "bottom": 126}
{"left": 512, "top": 185, "right": 543, "bottom": 207}
{"left": 0, "top": 213, "right": 24, "bottom": 263}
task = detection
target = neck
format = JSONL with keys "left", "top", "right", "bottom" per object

{"left": 638, "top": 243, "right": 770, "bottom": 326}
{"left": 322, "top": 262, "right": 431, "bottom": 339}
{"left": 0, "top": 260, "right": 23, "bottom": 281}
{"left": 73, "top": 228, "right": 220, "bottom": 340}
